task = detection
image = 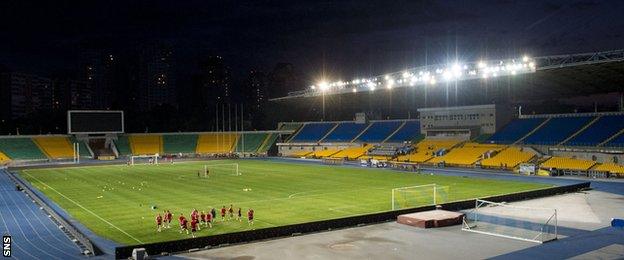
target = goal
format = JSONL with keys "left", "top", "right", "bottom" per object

{"left": 130, "top": 154, "right": 159, "bottom": 165}
{"left": 391, "top": 184, "right": 449, "bottom": 210}
{"left": 203, "top": 163, "right": 241, "bottom": 177}
{"left": 462, "top": 199, "right": 557, "bottom": 243}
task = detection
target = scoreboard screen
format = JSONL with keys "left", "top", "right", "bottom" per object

{"left": 67, "top": 110, "right": 124, "bottom": 134}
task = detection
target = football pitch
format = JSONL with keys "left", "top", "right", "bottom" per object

{"left": 20, "top": 159, "right": 551, "bottom": 245}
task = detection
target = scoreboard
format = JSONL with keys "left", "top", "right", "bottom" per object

{"left": 67, "top": 110, "right": 124, "bottom": 134}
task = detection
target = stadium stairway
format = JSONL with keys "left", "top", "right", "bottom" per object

{"left": 163, "top": 134, "right": 197, "bottom": 154}
{"left": 330, "top": 144, "right": 372, "bottom": 159}
{"left": 236, "top": 133, "right": 268, "bottom": 153}
{"left": 128, "top": 135, "right": 163, "bottom": 155}
{"left": 0, "top": 170, "right": 84, "bottom": 259}
{"left": 196, "top": 133, "right": 238, "bottom": 154}
{"left": 0, "top": 137, "right": 47, "bottom": 160}
{"left": 357, "top": 121, "right": 403, "bottom": 143}
{"left": 599, "top": 128, "right": 624, "bottom": 147}
{"left": 522, "top": 116, "right": 593, "bottom": 145}
{"left": 487, "top": 118, "right": 545, "bottom": 144}
{"left": 311, "top": 148, "right": 341, "bottom": 158}
{"left": 32, "top": 136, "right": 75, "bottom": 159}
{"left": 566, "top": 115, "right": 624, "bottom": 146}
{"left": 381, "top": 121, "right": 406, "bottom": 143}
{"left": 384, "top": 120, "right": 420, "bottom": 143}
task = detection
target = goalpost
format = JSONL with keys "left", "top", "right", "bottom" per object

{"left": 462, "top": 199, "right": 558, "bottom": 243}
{"left": 391, "top": 184, "right": 449, "bottom": 210}
{"left": 203, "top": 163, "right": 241, "bottom": 177}
{"left": 130, "top": 154, "right": 159, "bottom": 165}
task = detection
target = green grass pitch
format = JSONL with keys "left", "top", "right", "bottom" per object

{"left": 20, "top": 159, "right": 551, "bottom": 245}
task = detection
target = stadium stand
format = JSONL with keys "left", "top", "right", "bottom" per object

{"left": 427, "top": 143, "right": 504, "bottom": 166}
{"left": 321, "top": 122, "right": 369, "bottom": 142}
{"left": 114, "top": 135, "right": 131, "bottom": 156}
{"left": 605, "top": 132, "right": 624, "bottom": 147}
{"left": 129, "top": 135, "right": 163, "bottom": 155}
{"left": 258, "top": 133, "right": 278, "bottom": 153}
{"left": 0, "top": 137, "right": 47, "bottom": 160}
{"left": 331, "top": 144, "right": 372, "bottom": 159}
{"left": 289, "top": 122, "right": 336, "bottom": 142}
{"left": 236, "top": 133, "right": 268, "bottom": 153}
{"left": 32, "top": 136, "right": 75, "bottom": 159}
{"left": 279, "top": 122, "right": 302, "bottom": 131}
{"left": 0, "top": 150, "right": 10, "bottom": 164}
{"left": 396, "top": 139, "right": 461, "bottom": 163}
{"left": 290, "top": 150, "right": 312, "bottom": 157}
{"left": 312, "top": 148, "right": 341, "bottom": 158}
{"left": 566, "top": 115, "right": 624, "bottom": 146}
{"left": 593, "top": 163, "right": 624, "bottom": 177}
{"left": 69, "top": 137, "right": 91, "bottom": 157}
{"left": 0, "top": 171, "right": 84, "bottom": 259}
{"left": 540, "top": 156, "right": 596, "bottom": 171}
{"left": 522, "top": 116, "right": 593, "bottom": 145}
{"left": 487, "top": 118, "right": 545, "bottom": 144}
{"left": 163, "top": 134, "right": 198, "bottom": 154}
{"left": 196, "top": 133, "right": 238, "bottom": 154}
{"left": 385, "top": 121, "right": 421, "bottom": 143}
{"left": 357, "top": 121, "right": 403, "bottom": 143}
{"left": 480, "top": 147, "right": 535, "bottom": 169}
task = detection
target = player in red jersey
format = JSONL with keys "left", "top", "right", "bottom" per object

{"left": 205, "top": 209, "right": 213, "bottom": 228}
{"left": 166, "top": 210, "right": 173, "bottom": 228}
{"left": 179, "top": 213, "right": 189, "bottom": 234}
{"left": 220, "top": 206, "right": 226, "bottom": 221}
{"left": 247, "top": 208, "right": 254, "bottom": 226}
{"left": 191, "top": 209, "right": 201, "bottom": 231}
{"left": 190, "top": 217, "right": 198, "bottom": 238}
{"left": 156, "top": 213, "right": 163, "bottom": 232}
{"left": 228, "top": 204, "right": 234, "bottom": 220}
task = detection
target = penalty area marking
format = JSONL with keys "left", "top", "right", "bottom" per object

{"left": 24, "top": 172, "right": 144, "bottom": 244}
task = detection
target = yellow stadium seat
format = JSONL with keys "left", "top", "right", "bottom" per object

{"left": 481, "top": 147, "right": 535, "bottom": 169}
{"left": 428, "top": 143, "right": 504, "bottom": 166}
{"left": 331, "top": 145, "right": 372, "bottom": 159}
{"left": 129, "top": 135, "right": 163, "bottom": 155}
{"left": 312, "top": 149, "right": 341, "bottom": 158}
{"left": 593, "top": 163, "right": 624, "bottom": 177}
{"left": 540, "top": 157, "right": 596, "bottom": 171}
{"left": 290, "top": 150, "right": 312, "bottom": 157}
{"left": 32, "top": 136, "right": 75, "bottom": 159}
{"left": 397, "top": 139, "right": 462, "bottom": 163}
{"left": 0, "top": 151, "right": 11, "bottom": 164}
{"left": 196, "top": 133, "right": 238, "bottom": 154}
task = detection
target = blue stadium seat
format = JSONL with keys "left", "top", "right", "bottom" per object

{"left": 522, "top": 116, "right": 593, "bottom": 145}
{"left": 289, "top": 122, "right": 336, "bottom": 142}
{"left": 322, "top": 122, "right": 368, "bottom": 142}
{"left": 487, "top": 118, "right": 545, "bottom": 144}
{"left": 357, "top": 121, "right": 403, "bottom": 143}
{"left": 605, "top": 132, "right": 624, "bottom": 147}
{"left": 0, "top": 171, "right": 83, "bottom": 259}
{"left": 385, "top": 121, "right": 421, "bottom": 143}
{"left": 567, "top": 115, "right": 624, "bottom": 146}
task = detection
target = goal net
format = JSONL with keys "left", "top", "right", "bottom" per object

{"left": 203, "top": 163, "right": 240, "bottom": 177}
{"left": 462, "top": 199, "right": 557, "bottom": 243}
{"left": 130, "top": 154, "right": 159, "bottom": 165}
{"left": 391, "top": 184, "right": 449, "bottom": 210}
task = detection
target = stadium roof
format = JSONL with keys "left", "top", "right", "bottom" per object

{"left": 270, "top": 49, "right": 624, "bottom": 101}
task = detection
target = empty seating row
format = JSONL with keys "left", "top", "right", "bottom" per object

{"left": 129, "top": 135, "right": 163, "bottom": 155}
{"left": 385, "top": 121, "right": 421, "bottom": 143}
{"left": 163, "top": 134, "right": 198, "bottom": 154}
{"left": 567, "top": 115, "right": 624, "bottom": 146}
{"left": 488, "top": 118, "right": 545, "bottom": 144}
{"left": 322, "top": 122, "right": 368, "bottom": 142}
{"left": 236, "top": 133, "right": 269, "bottom": 153}
{"left": 480, "top": 147, "right": 535, "bottom": 169}
{"left": 196, "top": 133, "right": 238, "bottom": 154}
{"left": 540, "top": 157, "right": 596, "bottom": 171}
{"left": 606, "top": 132, "right": 624, "bottom": 147}
{"left": 258, "top": 133, "right": 278, "bottom": 153}
{"left": 522, "top": 116, "right": 592, "bottom": 145}
{"left": 396, "top": 139, "right": 461, "bottom": 163}
{"left": 0, "top": 137, "right": 47, "bottom": 160}
{"left": 289, "top": 122, "right": 336, "bottom": 142}
{"left": 427, "top": 143, "right": 504, "bottom": 166}
{"left": 593, "top": 163, "right": 624, "bottom": 176}
{"left": 331, "top": 145, "right": 372, "bottom": 159}
{"left": 357, "top": 121, "right": 403, "bottom": 143}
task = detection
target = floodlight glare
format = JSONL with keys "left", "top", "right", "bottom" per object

{"left": 478, "top": 61, "right": 486, "bottom": 68}
{"left": 352, "top": 88, "right": 357, "bottom": 93}
{"left": 522, "top": 56, "right": 529, "bottom": 62}
{"left": 402, "top": 71, "right": 411, "bottom": 78}
{"left": 319, "top": 81, "right": 329, "bottom": 91}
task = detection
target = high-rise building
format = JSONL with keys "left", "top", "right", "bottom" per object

{"left": 82, "top": 51, "right": 118, "bottom": 109}
{"left": 137, "top": 43, "right": 177, "bottom": 111}
{"left": 245, "top": 69, "right": 267, "bottom": 111}
{"left": 0, "top": 72, "right": 53, "bottom": 119}
{"left": 52, "top": 77, "right": 93, "bottom": 111}
{"left": 196, "top": 55, "right": 231, "bottom": 104}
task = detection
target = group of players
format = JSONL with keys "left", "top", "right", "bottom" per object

{"left": 155, "top": 205, "right": 255, "bottom": 238}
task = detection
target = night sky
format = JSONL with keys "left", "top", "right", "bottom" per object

{"left": 1, "top": 0, "right": 623, "bottom": 89}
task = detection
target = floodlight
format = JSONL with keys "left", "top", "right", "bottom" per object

{"left": 478, "top": 61, "right": 486, "bottom": 68}
{"left": 402, "top": 71, "right": 411, "bottom": 78}
{"left": 522, "top": 56, "right": 529, "bottom": 62}
{"left": 319, "top": 81, "right": 329, "bottom": 91}
{"left": 352, "top": 88, "right": 357, "bottom": 93}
